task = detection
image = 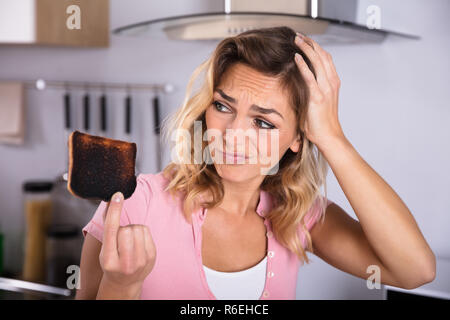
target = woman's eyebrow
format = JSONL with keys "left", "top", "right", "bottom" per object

{"left": 216, "top": 89, "right": 284, "bottom": 120}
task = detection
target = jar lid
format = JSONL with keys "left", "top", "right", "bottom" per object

{"left": 23, "top": 180, "right": 54, "bottom": 193}
{"left": 47, "top": 224, "right": 79, "bottom": 238}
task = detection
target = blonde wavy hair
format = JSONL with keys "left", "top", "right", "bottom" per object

{"left": 160, "top": 26, "right": 330, "bottom": 264}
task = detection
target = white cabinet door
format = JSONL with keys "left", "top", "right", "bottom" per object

{"left": 0, "top": 0, "right": 36, "bottom": 43}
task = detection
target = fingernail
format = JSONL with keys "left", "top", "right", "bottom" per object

{"left": 112, "top": 191, "right": 123, "bottom": 203}
{"left": 295, "top": 52, "right": 301, "bottom": 61}
{"left": 296, "top": 32, "right": 305, "bottom": 38}
{"left": 295, "top": 35, "right": 303, "bottom": 44}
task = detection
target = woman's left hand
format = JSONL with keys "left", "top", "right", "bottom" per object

{"left": 294, "top": 32, "right": 345, "bottom": 147}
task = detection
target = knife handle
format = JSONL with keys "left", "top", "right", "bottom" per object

{"left": 153, "top": 95, "right": 160, "bottom": 135}
{"left": 125, "top": 95, "right": 131, "bottom": 134}
{"left": 64, "top": 93, "right": 71, "bottom": 130}
{"left": 83, "top": 94, "right": 90, "bottom": 131}
{"left": 100, "top": 94, "right": 107, "bottom": 132}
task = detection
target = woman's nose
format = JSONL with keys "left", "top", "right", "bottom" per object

{"left": 224, "top": 116, "right": 253, "bottom": 152}
{"left": 225, "top": 114, "right": 249, "bottom": 132}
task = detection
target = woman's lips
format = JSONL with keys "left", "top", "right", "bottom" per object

{"left": 217, "top": 149, "right": 249, "bottom": 162}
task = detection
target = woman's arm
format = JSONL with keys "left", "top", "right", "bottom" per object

{"left": 293, "top": 32, "right": 435, "bottom": 289}
{"left": 309, "top": 201, "right": 407, "bottom": 288}
{"left": 75, "top": 233, "right": 104, "bottom": 299}
{"left": 313, "top": 136, "right": 436, "bottom": 289}
{"left": 76, "top": 191, "right": 156, "bottom": 299}
{"left": 75, "top": 233, "right": 145, "bottom": 299}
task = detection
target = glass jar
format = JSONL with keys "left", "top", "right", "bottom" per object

{"left": 45, "top": 224, "right": 80, "bottom": 289}
{"left": 22, "top": 180, "right": 54, "bottom": 283}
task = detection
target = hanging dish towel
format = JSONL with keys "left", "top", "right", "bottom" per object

{"left": 0, "top": 81, "right": 25, "bottom": 145}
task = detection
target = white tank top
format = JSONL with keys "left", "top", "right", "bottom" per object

{"left": 202, "top": 255, "right": 267, "bottom": 300}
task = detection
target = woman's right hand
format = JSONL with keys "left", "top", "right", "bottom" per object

{"left": 97, "top": 191, "right": 156, "bottom": 299}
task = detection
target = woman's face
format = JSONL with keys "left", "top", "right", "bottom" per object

{"left": 205, "top": 63, "right": 301, "bottom": 182}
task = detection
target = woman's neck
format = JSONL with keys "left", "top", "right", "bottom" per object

{"left": 216, "top": 176, "right": 264, "bottom": 219}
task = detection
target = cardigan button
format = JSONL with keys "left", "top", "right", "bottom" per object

{"left": 268, "top": 251, "right": 275, "bottom": 258}
{"left": 263, "top": 290, "right": 269, "bottom": 298}
{"left": 267, "top": 271, "right": 275, "bottom": 278}
{"left": 266, "top": 231, "right": 273, "bottom": 238}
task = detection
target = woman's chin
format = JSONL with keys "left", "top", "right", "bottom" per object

{"left": 214, "top": 163, "right": 258, "bottom": 181}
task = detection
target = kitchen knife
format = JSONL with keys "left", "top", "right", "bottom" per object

{"left": 83, "top": 93, "right": 90, "bottom": 132}
{"left": 153, "top": 95, "right": 161, "bottom": 172}
{"left": 125, "top": 94, "right": 131, "bottom": 135}
{"left": 100, "top": 93, "right": 107, "bottom": 133}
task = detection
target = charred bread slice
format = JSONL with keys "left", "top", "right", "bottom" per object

{"left": 67, "top": 130, "right": 137, "bottom": 201}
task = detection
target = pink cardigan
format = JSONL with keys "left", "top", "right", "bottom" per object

{"left": 82, "top": 171, "right": 333, "bottom": 300}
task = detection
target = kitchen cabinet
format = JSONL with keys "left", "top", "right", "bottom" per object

{"left": 0, "top": 0, "right": 109, "bottom": 47}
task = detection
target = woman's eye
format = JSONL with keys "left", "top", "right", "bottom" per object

{"left": 213, "top": 101, "right": 231, "bottom": 113}
{"left": 254, "top": 119, "right": 276, "bottom": 130}
{"left": 213, "top": 101, "right": 275, "bottom": 129}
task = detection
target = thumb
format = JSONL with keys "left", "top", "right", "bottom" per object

{"left": 102, "top": 191, "right": 124, "bottom": 250}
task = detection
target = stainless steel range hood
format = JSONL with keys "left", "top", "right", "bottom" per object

{"left": 113, "top": 0, "right": 420, "bottom": 45}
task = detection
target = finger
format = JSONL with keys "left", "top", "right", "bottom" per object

{"left": 303, "top": 35, "right": 335, "bottom": 83}
{"left": 132, "top": 226, "right": 146, "bottom": 266}
{"left": 295, "top": 34, "right": 331, "bottom": 93}
{"left": 143, "top": 225, "right": 155, "bottom": 258}
{"left": 294, "top": 52, "right": 320, "bottom": 95}
{"left": 117, "top": 227, "right": 134, "bottom": 263}
{"left": 102, "top": 191, "right": 124, "bottom": 258}
{"left": 326, "top": 53, "right": 341, "bottom": 86}
{"left": 142, "top": 226, "right": 151, "bottom": 256}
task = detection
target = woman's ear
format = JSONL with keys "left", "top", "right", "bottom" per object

{"left": 289, "top": 134, "right": 302, "bottom": 153}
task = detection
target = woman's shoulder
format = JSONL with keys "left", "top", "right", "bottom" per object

{"left": 303, "top": 195, "right": 334, "bottom": 231}
{"left": 136, "top": 171, "right": 184, "bottom": 211}
{"left": 294, "top": 194, "right": 334, "bottom": 250}
{"left": 137, "top": 171, "right": 168, "bottom": 191}
{"left": 137, "top": 170, "right": 175, "bottom": 193}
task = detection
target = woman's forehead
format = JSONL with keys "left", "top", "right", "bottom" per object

{"left": 216, "top": 64, "right": 289, "bottom": 111}
{"left": 220, "top": 63, "right": 280, "bottom": 91}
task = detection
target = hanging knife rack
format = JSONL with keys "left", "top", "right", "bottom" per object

{"left": 20, "top": 78, "right": 175, "bottom": 93}
{"left": 0, "top": 78, "right": 171, "bottom": 173}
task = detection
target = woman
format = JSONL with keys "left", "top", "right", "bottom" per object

{"left": 76, "top": 26, "right": 435, "bottom": 300}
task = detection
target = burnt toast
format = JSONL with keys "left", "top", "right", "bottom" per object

{"left": 67, "top": 130, "right": 137, "bottom": 201}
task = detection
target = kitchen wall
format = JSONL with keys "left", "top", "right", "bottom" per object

{"left": 297, "top": 0, "right": 450, "bottom": 299}
{"left": 0, "top": 0, "right": 448, "bottom": 299}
